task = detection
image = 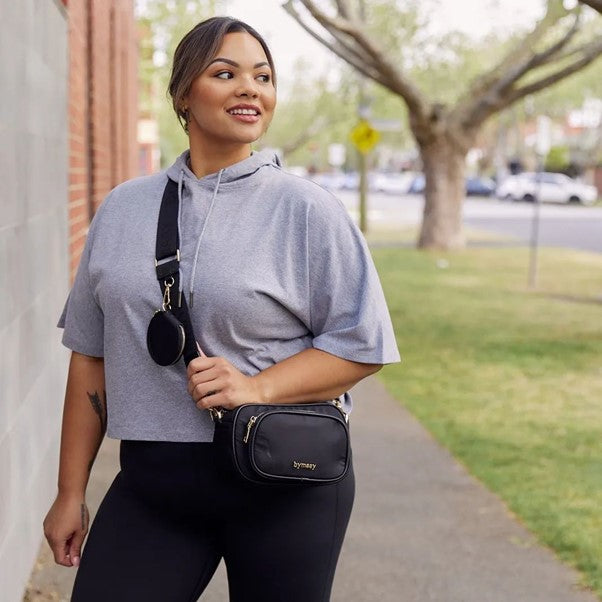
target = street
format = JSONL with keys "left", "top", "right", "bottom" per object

{"left": 336, "top": 191, "right": 602, "bottom": 253}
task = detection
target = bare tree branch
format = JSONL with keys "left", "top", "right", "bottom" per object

{"left": 282, "top": 1, "right": 392, "bottom": 87}
{"left": 459, "top": 1, "right": 571, "bottom": 103}
{"left": 460, "top": 35, "right": 602, "bottom": 126}
{"left": 494, "top": 10, "right": 581, "bottom": 89}
{"left": 283, "top": 0, "right": 428, "bottom": 122}
{"left": 455, "top": 10, "right": 583, "bottom": 126}
{"left": 334, "top": 0, "right": 351, "bottom": 19}
{"left": 537, "top": 37, "right": 596, "bottom": 66}
{"left": 505, "top": 36, "right": 602, "bottom": 103}
{"left": 303, "top": 6, "right": 380, "bottom": 69}
{"left": 579, "top": 0, "right": 602, "bottom": 13}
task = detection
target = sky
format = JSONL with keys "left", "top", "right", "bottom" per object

{"left": 222, "top": 0, "right": 548, "bottom": 95}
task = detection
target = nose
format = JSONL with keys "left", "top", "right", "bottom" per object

{"left": 236, "top": 74, "right": 259, "bottom": 98}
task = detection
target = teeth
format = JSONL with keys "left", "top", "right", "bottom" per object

{"left": 228, "top": 108, "right": 258, "bottom": 115}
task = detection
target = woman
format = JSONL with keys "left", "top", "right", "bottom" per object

{"left": 43, "top": 16, "right": 400, "bottom": 602}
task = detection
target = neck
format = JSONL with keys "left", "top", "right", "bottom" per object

{"left": 187, "top": 137, "right": 252, "bottom": 178}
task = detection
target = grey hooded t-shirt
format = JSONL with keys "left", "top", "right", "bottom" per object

{"left": 57, "top": 149, "right": 400, "bottom": 442}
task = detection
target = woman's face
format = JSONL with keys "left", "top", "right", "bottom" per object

{"left": 184, "top": 32, "right": 276, "bottom": 148}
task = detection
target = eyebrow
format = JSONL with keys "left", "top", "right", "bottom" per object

{"left": 208, "top": 58, "right": 271, "bottom": 69}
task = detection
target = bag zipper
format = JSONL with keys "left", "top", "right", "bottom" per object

{"left": 243, "top": 415, "right": 258, "bottom": 443}
{"left": 242, "top": 399, "right": 347, "bottom": 444}
{"left": 331, "top": 398, "right": 349, "bottom": 422}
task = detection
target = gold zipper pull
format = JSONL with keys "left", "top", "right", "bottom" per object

{"left": 243, "top": 416, "right": 257, "bottom": 443}
{"left": 331, "top": 398, "right": 349, "bottom": 423}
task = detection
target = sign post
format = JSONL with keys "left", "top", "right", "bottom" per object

{"left": 349, "top": 119, "right": 380, "bottom": 233}
{"left": 529, "top": 116, "right": 551, "bottom": 289}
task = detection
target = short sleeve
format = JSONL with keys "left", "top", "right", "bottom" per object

{"left": 57, "top": 218, "right": 104, "bottom": 357}
{"left": 308, "top": 195, "right": 400, "bottom": 365}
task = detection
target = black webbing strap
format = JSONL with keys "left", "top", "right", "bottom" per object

{"left": 154, "top": 179, "right": 199, "bottom": 367}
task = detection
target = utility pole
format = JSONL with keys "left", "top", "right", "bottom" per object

{"left": 529, "top": 115, "right": 551, "bottom": 289}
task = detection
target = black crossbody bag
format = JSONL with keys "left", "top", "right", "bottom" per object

{"left": 146, "top": 179, "right": 351, "bottom": 485}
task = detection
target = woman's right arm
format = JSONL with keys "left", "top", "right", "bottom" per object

{"left": 43, "top": 351, "right": 107, "bottom": 567}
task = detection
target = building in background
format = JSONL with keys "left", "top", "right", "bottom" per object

{"left": 137, "top": 18, "right": 162, "bottom": 175}
{"left": 0, "top": 1, "right": 138, "bottom": 600}
{"left": 67, "top": 0, "right": 139, "bottom": 281}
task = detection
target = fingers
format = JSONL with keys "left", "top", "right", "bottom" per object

{"left": 187, "top": 357, "right": 235, "bottom": 397}
{"left": 195, "top": 391, "right": 227, "bottom": 411}
{"left": 191, "top": 380, "right": 223, "bottom": 406}
{"left": 186, "top": 356, "right": 252, "bottom": 410}
{"left": 69, "top": 529, "right": 87, "bottom": 568}
{"left": 44, "top": 531, "right": 75, "bottom": 567}
{"left": 186, "top": 356, "right": 215, "bottom": 379}
{"left": 187, "top": 367, "right": 221, "bottom": 397}
{"left": 43, "top": 499, "right": 89, "bottom": 568}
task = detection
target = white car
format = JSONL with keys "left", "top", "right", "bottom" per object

{"left": 371, "top": 172, "right": 417, "bottom": 195}
{"left": 496, "top": 172, "right": 598, "bottom": 206}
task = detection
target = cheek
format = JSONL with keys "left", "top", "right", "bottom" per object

{"left": 264, "top": 90, "right": 277, "bottom": 113}
{"left": 189, "top": 81, "right": 224, "bottom": 109}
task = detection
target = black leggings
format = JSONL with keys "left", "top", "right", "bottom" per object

{"left": 71, "top": 439, "right": 355, "bottom": 602}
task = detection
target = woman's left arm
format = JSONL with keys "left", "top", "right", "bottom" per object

{"left": 187, "top": 349, "right": 381, "bottom": 410}
{"left": 252, "top": 347, "right": 381, "bottom": 404}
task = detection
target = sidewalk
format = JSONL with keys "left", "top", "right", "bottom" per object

{"left": 26, "top": 377, "right": 598, "bottom": 601}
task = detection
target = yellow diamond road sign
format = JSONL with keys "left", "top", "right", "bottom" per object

{"left": 350, "top": 120, "right": 380, "bottom": 154}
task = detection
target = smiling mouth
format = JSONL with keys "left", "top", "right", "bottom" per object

{"left": 226, "top": 110, "right": 261, "bottom": 123}
{"left": 226, "top": 107, "right": 261, "bottom": 116}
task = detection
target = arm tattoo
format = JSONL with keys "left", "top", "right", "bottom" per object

{"left": 86, "top": 389, "right": 107, "bottom": 473}
{"left": 87, "top": 389, "right": 107, "bottom": 434}
{"left": 80, "top": 503, "right": 88, "bottom": 531}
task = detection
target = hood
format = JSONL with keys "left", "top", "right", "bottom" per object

{"left": 166, "top": 147, "right": 280, "bottom": 188}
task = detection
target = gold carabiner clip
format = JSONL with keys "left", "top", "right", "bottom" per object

{"left": 162, "top": 276, "right": 175, "bottom": 311}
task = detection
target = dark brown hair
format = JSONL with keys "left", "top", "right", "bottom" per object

{"left": 168, "top": 16, "right": 277, "bottom": 133}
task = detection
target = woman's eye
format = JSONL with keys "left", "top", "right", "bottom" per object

{"left": 215, "top": 71, "right": 271, "bottom": 83}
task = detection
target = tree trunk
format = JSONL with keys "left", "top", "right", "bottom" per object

{"left": 417, "top": 137, "right": 467, "bottom": 249}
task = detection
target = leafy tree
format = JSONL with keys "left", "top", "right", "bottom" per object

{"left": 283, "top": 0, "right": 602, "bottom": 249}
{"left": 138, "top": 0, "right": 222, "bottom": 167}
{"left": 545, "top": 144, "right": 570, "bottom": 170}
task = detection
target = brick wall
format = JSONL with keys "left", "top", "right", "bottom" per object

{"left": 67, "top": 0, "right": 138, "bottom": 282}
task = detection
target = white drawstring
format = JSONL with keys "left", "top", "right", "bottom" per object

{"left": 177, "top": 169, "right": 185, "bottom": 302}
{"left": 188, "top": 168, "right": 224, "bottom": 308}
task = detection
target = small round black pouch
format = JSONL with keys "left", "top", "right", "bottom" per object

{"left": 146, "top": 310, "right": 186, "bottom": 366}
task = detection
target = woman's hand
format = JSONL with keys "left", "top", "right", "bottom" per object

{"left": 187, "top": 355, "right": 262, "bottom": 410}
{"left": 43, "top": 493, "right": 89, "bottom": 567}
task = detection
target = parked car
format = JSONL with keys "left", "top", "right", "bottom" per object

{"left": 408, "top": 174, "right": 496, "bottom": 196}
{"left": 407, "top": 173, "right": 425, "bottom": 194}
{"left": 341, "top": 171, "right": 360, "bottom": 190}
{"left": 371, "top": 172, "right": 417, "bottom": 195}
{"left": 466, "top": 176, "right": 496, "bottom": 196}
{"left": 308, "top": 172, "right": 347, "bottom": 191}
{"left": 496, "top": 172, "right": 598, "bottom": 206}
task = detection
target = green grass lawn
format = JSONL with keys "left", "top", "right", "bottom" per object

{"left": 371, "top": 244, "right": 602, "bottom": 597}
